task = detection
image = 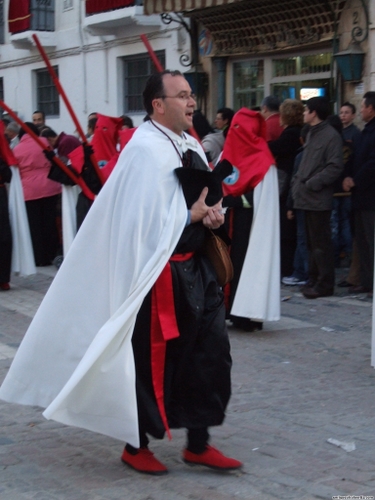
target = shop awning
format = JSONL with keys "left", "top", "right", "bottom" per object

{"left": 143, "top": 0, "right": 240, "bottom": 15}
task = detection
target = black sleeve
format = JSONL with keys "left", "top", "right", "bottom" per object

{"left": 0, "top": 159, "right": 12, "bottom": 183}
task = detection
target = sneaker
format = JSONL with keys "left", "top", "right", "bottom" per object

{"left": 282, "top": 276, "right": 307, "bottom": 286}
{"left": 121, "top": 447, "right": 168, "bottom": 475}
{"left": 183, "top": 445, "right": 243, "bottom": 471}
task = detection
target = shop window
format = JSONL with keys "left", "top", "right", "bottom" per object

{"left": 35, "top": 67, "right": 59, "bottom": 117}
{"left": 122, "top": 51, "right": 165, "bottom": 114}
{"left": 233, "top": 60, "right": 264, "bottom": 110}
{"left": 272, "top": 54, "right": 332, "bottom": 77}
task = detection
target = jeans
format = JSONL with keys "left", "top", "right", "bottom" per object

{"left": 292, "top": 209, "right": 309, "bottom": 281}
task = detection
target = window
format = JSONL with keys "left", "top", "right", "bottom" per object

{"left": 0, "top": 0, "right": 4, "bottom": 44}
{"left": 35, "top": 67, "right": 59, "bottom": 117}
{"left": 271, "top": 53, "right": 332, "bottom": 102}
{"left": 233, "top": 60, "right": 264, "bottom": 110}
{"left": 30, "top": 0, "right": 55, "bottom": 31}
{"left": 0, "top": 77, "right": 4, "bottom": 116}
{"left": 63, "top": 0, "right": 73, "bottom": 10}
{"left": 123, "top": 51, "right": 165, "bottom": 113}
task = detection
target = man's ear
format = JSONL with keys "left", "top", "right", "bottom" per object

{"left": 152, "top": 98, "right": 165, "bottom": 116}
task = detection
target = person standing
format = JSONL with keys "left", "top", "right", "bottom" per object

{"left": 292, "top": 97, "right": 343, "bottom": 299}
{"left": 13, "top": 123, "right": 61, "bottom": 266}
{"left": 261, "top": 95, "right": 284, "bottom": 141}
{"left": 0, "top": 70, "right": 242, "bottom": 475}
{"left": 343, "top": 92, "right": 375, "bottom": 295}
{"left": 0, "top": 155, "right": 12, "bottom": 290}
{"left": 340, "top": 101, "right": 361, "bottom": 146}
{"left": 32, "top": 110, "right": 46, "bottom": 131}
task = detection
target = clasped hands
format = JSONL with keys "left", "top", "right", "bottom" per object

{"left": 190, "top": 187, "right": 224, "bottom": 229}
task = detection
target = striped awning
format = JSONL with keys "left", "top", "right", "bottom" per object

{"left": 143, "top": 0, "right": 239, "bottom": 15}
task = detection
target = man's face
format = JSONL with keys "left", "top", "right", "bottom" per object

{"left": 360, "top": 99, "right": 375, "bottom": 123}
{"left": 214, "top": 113, "right": 226, "bottom": 130}
{"left": 303, "top": 106, "right": 315, "bottom": 125}
{"left": 32, "top": 112, "right": 45, "bottom": 128}
{"left": 340, "top": 106, "right": 355, "bottom": 127}
{"left": 154, "top": 74, "right": 196, "bottom": 135}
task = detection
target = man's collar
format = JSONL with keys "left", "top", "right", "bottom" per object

{"left": 148, "top": 120, "right": 199, "bottom": 152}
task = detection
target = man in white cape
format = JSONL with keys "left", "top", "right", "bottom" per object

{"left": 0, "top": 71, "right": 242, "bottom": 475}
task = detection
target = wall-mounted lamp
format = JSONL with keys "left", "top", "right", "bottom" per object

{"left": 334, "top": 42, "right": 365, "bottom": 82}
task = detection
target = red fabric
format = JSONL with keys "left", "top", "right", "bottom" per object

{"left": 0, "top": 122, "right": 18, "bottom": 166}
{"left": 101, "top": 153, "right": 119, "bottom": 181}
{"left": 119, "top": 127, "right": 136, "bottom": 151}
{"left": 86, "top": 0, "right": 134, "bottom": 15}
{"left": 91, "top": 114, "right": 123, "bottom": 164}
{"left": 8, "top": 0, "right": 31, "bottom": 34}
{"left": 265, "top": 113, "right": 283, "bottom": 142}
{"left": 221, "top": 108, "right": 275, "bottom": 196}
{"left": 67, "top": 146, "right": 85, "bottom": 175}
{"left": 150, "top": 252, "right": 194, "bottom": 440}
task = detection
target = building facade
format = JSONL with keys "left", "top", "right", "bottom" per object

{"left": 0, "top": 0, "right": 191, "bottom": 133}
{"left": 0, "top": 0, "right": 373, "bottom": 131}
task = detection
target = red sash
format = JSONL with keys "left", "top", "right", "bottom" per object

{"left": 150, "top": 252, "right": 194, "bottom": 439}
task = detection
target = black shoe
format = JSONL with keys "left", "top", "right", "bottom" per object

{"left": 337, "top": 280, "right": 353, "bottom": 288}
{"left": 302, "top": 287, "right": 334, "bottom": 299}
{"left": 232, "top": 317, "right": 263, "bottom": 332}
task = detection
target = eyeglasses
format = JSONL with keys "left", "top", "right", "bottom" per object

{"left": 161, "top": 92, "right": 196, "bottom": 102}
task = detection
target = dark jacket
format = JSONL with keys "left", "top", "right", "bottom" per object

{"left": 346, "top": 117, "right": 375, "bottom": 211}
{"left": 291, "top": 120, "right": 343, "bottom": 211}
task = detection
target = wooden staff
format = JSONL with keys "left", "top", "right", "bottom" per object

{"left": 0, "top": 100, "right": 95, "bottom": 201}
{"left": 32, "top": 33, "right": 105, "bottom": 186}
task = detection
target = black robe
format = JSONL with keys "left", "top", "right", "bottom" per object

{"left": 0, "top": 160, "right": 12, "bottom": 284}
{"left": 131, "top": 151, "right": 232, "bottom": 439}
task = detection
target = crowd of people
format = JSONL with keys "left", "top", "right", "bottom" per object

{"left": 0, "top": 71, "right": 375, "bottom": 475}
{"left": 0, "top": 110, "right": 135, "bottom": 288}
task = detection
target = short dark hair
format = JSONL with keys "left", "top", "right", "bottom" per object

{"left": 40, "top": 127, "right": 58, "bottom": 139}
{"left": 341, "top": 101, "right": 356, "bottom": 114}
{"left": 121, "top": 115, "right": 134, "bottom": 128}
{"left": 328, "top": 114, "right": 343, "bottom": 136}
{"left": 261, "top": 96, "right": 280, "bottom": 112}
{"left": 142, "top": 70, "right": 183, "bottom": 116}
{"left": 19, "top": 122, "right": 40, "bottom": 139}
{"left": 363, "top": 92, "right": 375, "bottom": 110}
{"left": 305, "top": 97, "right": 331, "bottom": 121}
{"left": 216, "top": 107, "right": 234, "bottom": 126}
{"left": 32, "top": 110, "right": 45, "bottom": 119}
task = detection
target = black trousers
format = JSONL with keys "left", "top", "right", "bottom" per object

{"left": 354, "top": 210, "right": 375, "bottom": 290}
{"left": 26, "top": 195, "right": 59, "bottom": 266}
{"left": 304, "top": 210, "right": 335, "bottom": 294}
{"left": 0, "top": 186, "right": 12, "bottom": 283}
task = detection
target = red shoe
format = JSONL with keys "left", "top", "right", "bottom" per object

{"left": 0, "top": 282, "right": 10, "bottom": 291}
{"left": 183, "top": 445, "right": 243, "bottom": 471}
{"left": 121, "top": 447, "right": 168, "bottom": 475}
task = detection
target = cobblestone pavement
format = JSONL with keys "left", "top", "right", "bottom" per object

{"left": 1, "top": 266, "right": 375, "bottom": 500}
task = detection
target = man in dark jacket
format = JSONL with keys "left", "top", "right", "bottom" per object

{"left": 292, "top": 97, "right": 343, "bottom": 299}
{"left": 343, "top": 91, "right": 375, "bottom": 294}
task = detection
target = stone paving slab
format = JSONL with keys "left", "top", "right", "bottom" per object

{"left": 0, "top": 267, "right": 375, "bottom": 499}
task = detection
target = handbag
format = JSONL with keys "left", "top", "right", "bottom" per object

{"left": 204, "top": 230, "right": 234, "bottom": 286}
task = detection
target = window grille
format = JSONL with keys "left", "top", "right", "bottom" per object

{"left": 123, "top": 51, "right": 165, "bottom": 113}
{"left": 35, "top": 67, "right": 59, "bottom": 117}
{"left": 30, "top": 0, "right": 55, "bottom": 31}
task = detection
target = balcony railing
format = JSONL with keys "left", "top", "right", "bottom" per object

{"left": 86, "top": 0, "right": 143, "bottom": 16}
{"left": 8, "top": 0, "right": 55, "bottom": 34}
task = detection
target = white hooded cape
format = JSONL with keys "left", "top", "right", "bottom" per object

{"left": 0, "top": 121, "right": 203, "bottom": 447}
{"left": 8, "top": 166, "right": 36, "bottom": 277}
{"left": 231, "top": 165, "right": 280, "bottom": 321}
